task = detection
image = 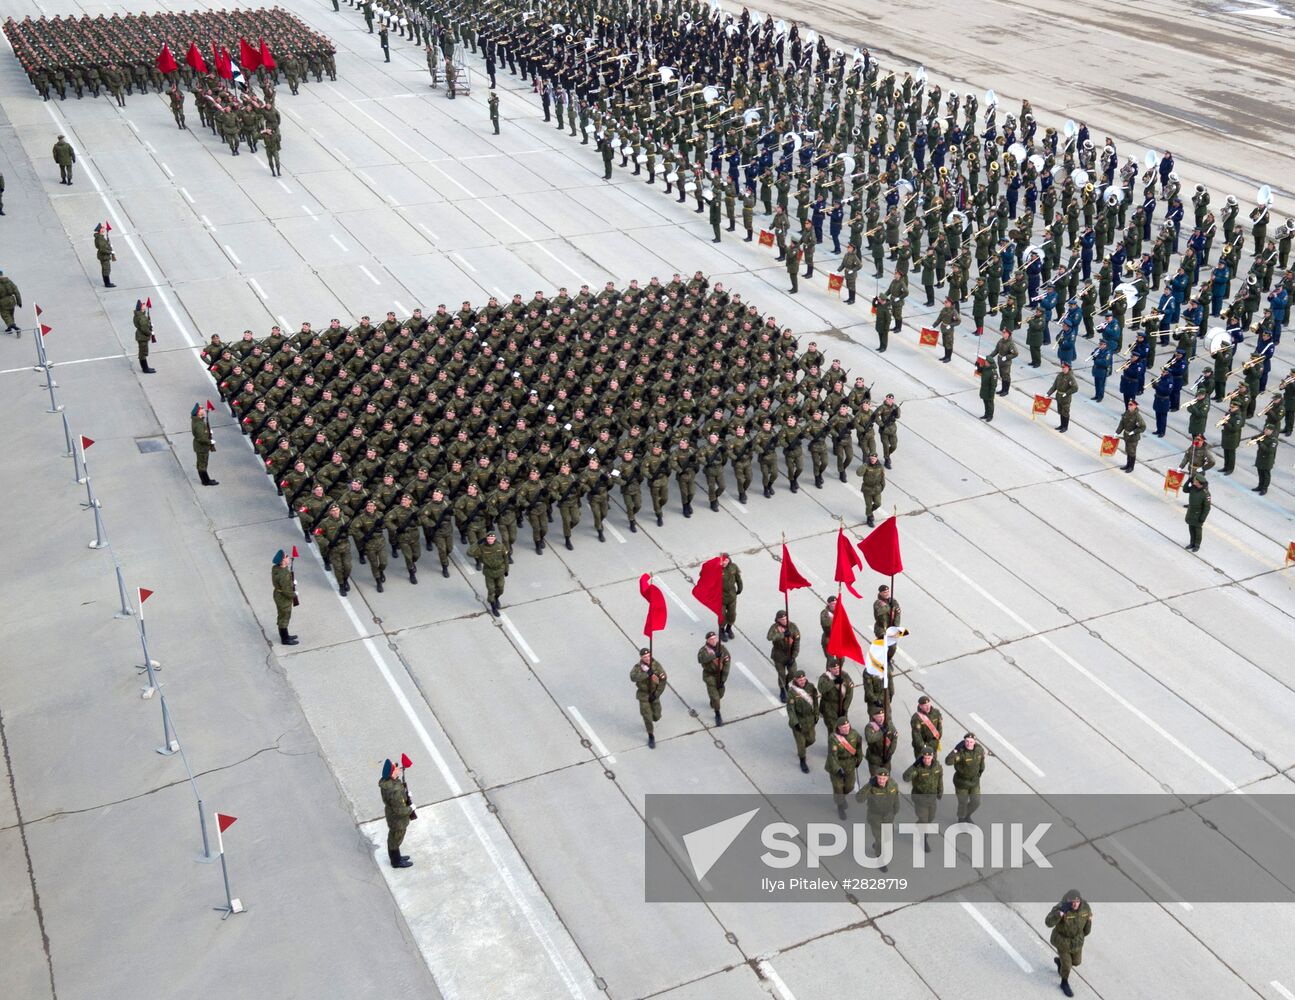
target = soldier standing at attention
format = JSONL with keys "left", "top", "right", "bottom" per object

{"left": 134, "top": 300, "right": 155, "bottom": 373}
{"left": 95, "top": 224, "right": 116, "bottom": 288}
{"left": 1115, "top": 400, "right": 1146, "bottom": 473}
{"left": 1183, "top": 473, "right": 1211, "bottom": 551}
{"left": 1047, "top": 362, "right": 1079, "bottom": 433}
{"left": 191, "top": 403, "right": 217, "bottom": 485}
{"left": 987, "top": 329, "right": 1019, "bottom": 396}
{"left": 826, "top": 716, "right": 863, "bottom": 820}
{"left": 262, "top": 129, "right": 282, "bottom": 177}
{"left": 1253, "top": 425, "right": 1277, "bottom": 494}
{"left": 841, "top": 243, "right": 862, "bottom": 304}
{"left": 977, "top": 355, "right": 999, "bottom": 421}
{"left": 52, "top": 134, "right": 75, "bottom": 185}
{"left": 469, "top": 529, "right": 508, "bottom": 616}
{"left": 379, "top": 759, "right": 414, "bottom": 869}
{"left": 630, "top": 647, "right": 667, "bottom": 748}
{"left": 786, "top": 669, "right": 818, "bottom": 772}
{"left": 766, "top": 609, "right": 800, "bottom": 701}
{"left": 272, "top": 549, "right": 298, "bottom": 646}
{"left": 935, "top": 297, "right": 960, "bottom": 362}
{"left": 719, "top": 552, "right": 742, "bottom": 640}
{"left": 1045, "top": 890, "right": 1093, "bottom": 997}
{"left": 819, "top": 596, "right": 837, "bottom": 660}
{"left": 379, "top": 24, "right": 390, "bottom": 62}
{"left": 698, "top": 630, "right": 730, "bottom": 726}
{"left": 488, "top": 91, "right": 500, "bottom": 134}
{"left": 945, "top": 732, "right": 986, "bottom": 822}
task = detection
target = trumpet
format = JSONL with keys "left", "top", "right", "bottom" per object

{"left": 1214, "top": 414, "right": 1230, "bottom": 428}
{"left": 1243, "top": 434, "right": 1264, "bottom": 447}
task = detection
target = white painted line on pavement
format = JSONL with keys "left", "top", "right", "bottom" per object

{"left": 127, "top": 119, "right": 139, "bottom": 133}
{"left": 452, "top": 251, "right": 477, "bottom": 272}
{"left": 605, "top": 522, "right": 627, "bottom": 544}
{"left": 277, "top": 179, "right": 293, "bottom": 194}
{"left": 359, "top": 265, "right": 382, "bottom": 285}
{"left": 968, "top": 712, "right": 1046, "bottom": 778}
{"left": 223, "top": 244, "right": 241, "bottom": 266}
{"left": 1108, "top": 838, "right": 1192, "bottom": 911}
{"left": 333, "top": 146, "right": 352, "bottom": 162}
{"left": 180, "top": 186, "right": 195, "bottom": 203}
{"left": 324, "top": 567, "right": 588, "bottom": 998}
{"left": 302, "top": 204, "right": 317, "bottom": 217}
{"left": 143, "top": 140, "right": 156, "bottom": 154}
{"left": 724, "top": 497, "right": 749, "bottom": 514}
{"left": 567, "top": 706, "right": 615, "bottom": 764}
{"left": 959, "top": 900, "right": 1033, "bottom": 973}
{"left": 418, "top": 222, "right": 439, "bottom": 240}
{"left": 44, "top": 103, "right": 196, "bottom": 348}
{"left": 161, "top": 162, "right": 174, "bottom": 178}
{"left": 277, "top": 315, "right": 290, "bottom": 328}
{"left": 658, "top": 581, "right": 699, "bottom": 621}
{"left": 736, "top": 660, "right": 782, "bottom": 708}
{"left": 449, "top": 551, "right": 476, "bottom": 576}
{"left": 393, "top": 300, "right": 409, "bottom": 315}
{"left": 200, "top": 214, "right": 215, "bottom": 230}
{"left": 248, "top": 278, "right": 268, "bottom": 300}
{"left": 500, "top": 613, "right": 540, "bottom": 663}
{"left": 330, "top": 234, "right": 349, "bottom": 251}
{"left": 386, "top": 194, "right": 400, "bottom": 205}
{"left": 1272, "top": 982, "right": 1295, "bottom": 1000}
{"left": 357, "top": 169, "right": 375, "bottom": 184}
{"left": 756, "top": 960, "right": 798, "bottom": 1000}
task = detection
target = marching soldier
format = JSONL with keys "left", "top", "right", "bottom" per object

{"left": 52, "top": 134, "right": 75, "bottom": 185}
{"left": 945, "top": 732, "right": 986, "bottom": 822}
{"left": 698, "top": 630, "right": 730, "bottom": 726}
{"left": 766, "top": 609, "right": 800, "bottom": 701}
{"left": 826, "top": 716, "right": 863, "bottom": 820}
{"left": 786, "top": 669, "right": 819, "bottom": 772}
{"left": 419, "top": 487, "right": 454, "bottom": 577}
{"left": 389, "top": 494, "right": 422, "bottom": 584}
{"left": 863, "top": 703, "right": 897, "bottom": 777}
{"left": 379, "top": 759, "right": 414, "bottom": 869}
{"left": 720, "top": 552, "right": 742, "bottom": 640}
{"left": 316, "top": 504, "right": 353, "bottom": 595}
{"left": 191, "top": 402, "right": 217, "bottom": 485}
{"left": 858, "top": 451, "right": 885, "bottom": 527}
{"left": 910, "top": 695, "right": 943, "bottom": 757}
{"left": 1045, "top": 890, "right": 1093, "bottom": 997}
{"left": 820, "top": 596, "right": 838, "bottom": 660}
{"left": 818, "top": 659, "right": 854, "bottom": 738}
{"left": 858, "top": 766, "right": 899, "bottom": 871}
{"left": 351, "top": 499, "right": 389, "bottom": 591}
{"left": 630, "top": 647, "right": 667, "bottom": 748}
{"left": 469, "top": 529, "right": 508, "bottom": 615}
{"left": 271, "top": 549, "right": 298, "bottom": 646}
{"left": 902, "top": 747, "right": 943, "bottom": 853}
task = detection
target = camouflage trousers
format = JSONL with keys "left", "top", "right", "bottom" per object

{"left": 386, "top": 817, "right": 408, "bottom": 852}
{"left": 637, "top": 695, "right": 662, "bottom": 734}
{"left": 790, "top": 723, "right": 817, "bottom": 758}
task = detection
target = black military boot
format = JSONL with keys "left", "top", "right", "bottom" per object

{"left": 490, "top": 599, "right": 500, "bottom": 617}
{"left": 139, "top": 358, "right": 155, "bottom": 374}
{"left": 779, "top": 685, "right": 787, "bottom": 703}
{"left": 376, "top": 578, "right": 384, "bottom": 593}
{"left": 1060, "top": 978, "right": 1073, "bottom": 998}
{"left": 628, "top": 520, "right": 637, "bottom": 532}
{"left": 1059, "top": 416, "right": 1069, "bottom": 433}
{"left": 709, "top": 500, "right": 719, "bottom": 512}
{"left": 839, "top": 472, "right": 848, "bottom": 483}
{"left": 388, "top": 849, "right": 412, "bottom": 869}
{"left": 597, "top": 529, "right": 605, "bottom": 542}
{"left": 837, "top": 801, "right": 847, "bottom": 820}
{"left": 799, "top": 757, "right": 809, "bottom": 773}
{"left": 847, "top": 293, "right": 856, "bottom": 304}
{"left": 789, "top": 477, "right": 799, "bottom": 493}
{"left": 409, "top": 569, "right": 418, "bottom": 584}
{"left": 656, "top": 513, "right": 663, "bottom": 526}
{"left": 714, "top": 710, "right": 723, "bottom": 726}
{"left": 358, "top": 551, "right": 367, "bottom": 564}
{"left": 814, "top": 475, "right": 823, "bottom": 488}
{"left": 942, "top": 348, "right": 953, "bottom": 363}
{"left": 648, "top": 733, "right": 656, "bottom": 749}
{"left": 442, "top": 563, "right": 450, "bottom": 577}
{"left": 535, "top": 540, "right": 543, "bottom": 554}
{"left": 738, "top": 492, "right": 747, "bottom": 503}
{"left": 278, "top": 627, "right": 299, "bottom": 646}
{"left": 564, "top": 536, "right": 573, "bottom": 550}
{"left": 339, "top": 579, "right": 349, "bottom": 596}
{"left": 682, "top": 503, "right": 692, "bottom": 517}
{"left": 1124, "top": 457, "right": 1135, "bottom": 473}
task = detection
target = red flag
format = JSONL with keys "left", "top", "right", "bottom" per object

{"left": 778, "top": 543, "right": 811, "bottom": 593}
{"left": 258, "top": 38, "right": 276, "bottom": 70}
{"left": 40, "top": 324, "right": 52, "bottom": 337}
{"left": 1031, "top": 395, "right": 1053, "bottom": 419}
{"left": 218, "top": 47, "right": 235, "bottom": 80}
{"left": 690, "top": 556, "right": 724, "bottom": 619}
{"left": 138, "top": 588, "right": 154, "bottom": 604}
{"left": 826, "top": 273, "right": 844, "bottom": 294}
{"left": 826, "top": 599, "right": 865, "bottom": 665}
{"left": 834, "top": 527, "right": 863, "bottom": 599}
{"left": 238, "top": 37, "right": 261, "bottom": 71}
{"left": 290, "top": 546, "right": 299, "bottom": 559}
{"left": 919, "top": 326, "right": 939, "bottom": 346}
{"left": 211, "top": 41, "right": 221, "bottom": 76}
{"left": 185, "top": 41, "right": 208, "bottom": 74}
{"left": 35, "top": 304, "right": 43, "bottom": 317}
{"left": 639, "top": 573, "right": 668, "bottom": 636}
{"left": 1100, "top": 435, "right": 1120, "bottom": 457}
{"left": 104, "top": 222, "right": 112, "bottom": 232}
{"left": 858, "top": 516, "right": 904, "bottom": 576}
{"left": 217, "top": 813, "right": 237, "bottom": 833}
{"left": 205, "top": 399, "right": 215, "bottom": 411}
{"left": 758, "top": 230, "right": 775, "bottom": 247}
{"left": 80, "top": 435, "right": 94, "bottom": 450}
{"left": 1163, "top": 469, "right": 1185, "bottom": 495}
{"left": 400, "top": 753, "right": 413, "bottom": 768}
{"left": 156, "top": 43, "right": 178, "bottom": 75}
{"left": 145, "top": 296, "right": 153, "bottom": 309}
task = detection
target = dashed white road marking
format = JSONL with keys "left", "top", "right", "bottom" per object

{"left": 330, "top": 234, "right": 349, "bottom": 252}
{"left": 500, "top": 612, "right": 540, "bottom": 663}
{"left": 359, "top": 264, "right": 382, "bottom": 285}
{"left": 736, "top": 661, "right": 782, "bottom": 708}
{"left": 567, "top": 706, "right": 615, "bottom": 764}
{"left": 1108, "top": 838, "right": 1193, "bottom": 911}
{"left": 248, "top": 278, "right": 268, "bottom": 300}
{"left": 968, "top": 712, "right": 1046, "bottom": 779}
{"left": 657, "top": 581, "right": 699, "bottom": 622}
{"left": 756, "top": 959, "right": 798, "bottom": 1000}
{"left": 959, "top": 900, "right": 1033, "bottom": 973}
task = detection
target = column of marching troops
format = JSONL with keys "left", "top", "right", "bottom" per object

{"left": 339, "top": 0, "right": 1292, "bottom": 544}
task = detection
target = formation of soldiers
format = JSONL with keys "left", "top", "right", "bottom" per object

{"left": 343, "top": 0, "right": 1291, "bottom": 547}
{"left": 201, "top": 275, "right": 904, "bottom": 619}
{"left": 3, "top": 8, "right": 334, "bottom": 104}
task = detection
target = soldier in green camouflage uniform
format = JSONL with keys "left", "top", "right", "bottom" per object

{"left": 630, "top": 647, "right": 667, "bottom": 748}
{"left": 785, "top": 669, "right": 818, "bottom": 772}
{"left": 379, "top": 759, "right": 414, "bottom": 868}
{"left": 826, "top": 717, "right": 863, "bottom": 819}
{"left": 765, "top": 610, "right": 800, "bottom": 700}
{"left": 698, "top": 631, "right": 730, "bottom": 726}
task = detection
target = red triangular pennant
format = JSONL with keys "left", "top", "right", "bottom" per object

{"left": 145, "top": 296, "right": 153, "bottom": 309}
{"left": 205, "top": 399, "right": 215, "bottom": 411}
{"left": 34, "top": 304, "right": 43, "bottom": 317}
{"left": 138, "top": 588, "right": 154, "bottom": 604}
{"left": 834, "top": 527, "right": 863, "bottom": 599}
{"left": 290, "top": 545, "right": 299, "bottom": 559}
{"left": 104, "top": 221, "right": 112, "bottom": 232}
{"left": 80, "top": 435, "right": 94, "bottom": 449}
{"left": 400, "top": 753, "right": 413, "bottom": 768}
{"left": 826, "top": 598, "right": 866, "bottom": 664}
{"left": 216, "top": 813, "right": 237, "bottom": 833}
{"left": 778, "top": 543, "right": 811, "bottom": 593}
{"left": 40, "top": 324, "right": 52, "bottom": 337}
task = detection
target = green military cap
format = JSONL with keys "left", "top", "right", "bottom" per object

{"left": 870, "top": 703, "right": 885, "bottom": 716}
{"left": 638, "top": 647, "right": 650, "bottom": 656}
{"left": 875, "top": 765, "right": 890, "bottom": 776}
{"left": 792, "top": 669, "right": 806, "bottom": 680}
{"left": 705, "top": 630, "right": 717, "bottom": 639}
{"left": 920, "top": 746, "right": 934, "bottom": 757}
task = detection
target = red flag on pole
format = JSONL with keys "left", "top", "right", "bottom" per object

{"left": 35, "top": 304, "right": 43, "bottom": 317}
{"left": 826, "top": 598, "right": 866, "bottom": 665}
{"left": 258, "top": 38, "right": 276, "bottom": 70}
{"left": 690, "top": 556, "right": 724, "bottom": 619}
{"left": 40, "top": 324, "right": 51, "bottom": 337}
{"left": 211, "top": 41, "right": 221, "bottom": 76}
{"left": 156, "top": 43, "right": 179, "bottom": 75}
{"left": 778, "top": 543, "right": 811, "bottom": 593}
{"left": 145, "top": 296, "right": 153, "bottom": 309}
{"left": 186, "top": 41, "right": 208, "bottom": 74}
{"left": 834, "top": 527, "right": 864, "bottom": 598}
{"left": 858, "top": 516, "right": 904, "bottom": 576}
{"left": 290, "top": 545, "right": 299, "bottom": 559}
{"left": 138, "top": 588, "right": 154, "bottom": 604}
{"left": 218, "top": 47, "right": 235, "bottom": 80}
{"left": 639, "top": 573, "right": 668, "bottom": 636}
{"left": 217, "top": 813, "right": 237, "bottom": 832}
{"left": 400, "top": 753, "right": 413, "bottom": 768}
{"left": 238, "top": 37, "right": 261, "bottom": 71}
{"left": 205, "top": 399, "right": 215, "bottom": 411}
{"left": 104, "top": 222, "right": 112, "bottom": 232}
{"left": 80, "top": 435, "right": 94, "bottom": 450}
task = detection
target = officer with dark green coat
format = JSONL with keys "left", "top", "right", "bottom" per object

{"left": 1220, "top": 402, "right": 1244, "bottom": 474}
{"left": 1047, "top": 363, "right": 1079, "bottom": 432}
{"left": 945, "top": 733, "right": 986, "bottom": 821}
{"left": 1183, "top": 473, "right": 1211, "bottom": 552}
{"left": 469, "top": 529, "right": 508, "bottom": 615}
{"left": 873, "top": 292, "right": 891, "bottom": 350}
{"left": 786, "top": 669, "right": 818, "bottom": 772}
{"left": 818, "top": 660, "right": 853, "bottom": 736}
{"left": 858, "top": 766, "right": 899, "bottom": 869}
{"left": 910, "top": 695, "right": 943, "bottom": 757}
{"left": 719, "top": 553, "right": 742, "bottom": 640}
{"left": 1185, "top": 390, "right": 1211, "bottom": 437}
{"left": 826, "top": 717, "right": 863, "bottom": 819}
{"left": 630, "top": 647, "right": 667, "bottom": 748}
{"left": 785, "top": 242, "right": 800, "bottom": 293}
{"left": 841, "top": 245, "right": 862, "bottom": 304}
{"left": 379, "top": 759, "right": 414, "bottom": 869}
{"left": 1253, "top": 426, "right": 1277, "bottom": 494}
{"left": 52, "top": 134, "right": 76, "bottom": 184}
{"left": 765, "top": 610, "right": 800, "bottom": 699}
{"left": 709, "top": 187, "right": 722, "bottom": 243}
{"left": 599, "top": 134, "right": 614, "bottom": 179}
{"left": 977, "top": 356, "right": 999, "bottom": 421}
{"left": 987, "top": 329, "right": 1020, "bottom": 394}
{"left": 935, "top": 299, "right": 959, "bottom": 362}
{"left": 902, "top": 748, "right": 943, "bottom": 851}
{"left": 191, "top": 402, "right": 217, "bottom": 485}
{"left": 1115, "top": 400, "right": 1146, "bottom": 472}
{"left": 1045, "top": 890, "right": 1093, "bottom": 997}
{"left": 272, "top": 549, "right": 298, "bottom": 646}
{"left": 488, "top": 91, "right": 500, "bottom": 134}
{"left": 698, "top": 631, "right": 730, "bottom": 726}
{"left": 863, "top": 703, "right": 897, "bottom": 776}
